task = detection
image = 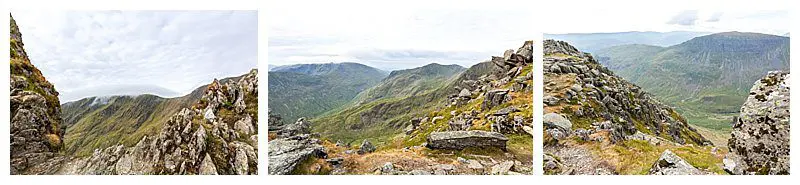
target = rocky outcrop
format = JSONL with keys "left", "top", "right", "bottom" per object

{"left": 268, "top": 134, "right": 325, "bottom": 175}
{"left": 55, "top": 69, "right": 260, "bottom": 175}
{"left": 426, "top": 131, "right": 508, "bottom": 150}
{"left": 10, "top": 15, "right": 66, "bottom": 175}
{"left": 267, "top": 116, "right": 328, "bottom": 175}
{"left": 725, "top": 71, "right": 790, "bottom": 175}
{"left": 648, "top": 150, "right": 702, "bottom": 175}
{"left": 543, "top": 39, "right": 709, "bottom": 146}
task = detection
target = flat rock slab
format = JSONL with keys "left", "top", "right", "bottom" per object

{"left": 426, "top": 130, "right": 508, "bottom": 150}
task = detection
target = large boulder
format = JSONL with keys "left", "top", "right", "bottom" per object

{"left": 543, "top": 113, "right": 572, "bottom": 134}
{"left": 482, "top": 89, "right": 510, "bottom": 110}
{"left": 426, "top": 130, "right": 508, "bottom": 150}
{"left": 648, "top": 150, "right": 702, "bottom": 175}
{"left": 267, "top": 134, "right": 324, "bottom": 175}
{"left": 726, "top": 71, "right": 790, "bottom": 175}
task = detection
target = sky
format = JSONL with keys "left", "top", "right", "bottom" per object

{"left": 11, "top": 10, "right": 258, "bottom": 102}
{"left": 268, "top": 3, "right": 535, "bottom": 71}
{"left": 539, "top": 0, "right": 790, "bottom": 35}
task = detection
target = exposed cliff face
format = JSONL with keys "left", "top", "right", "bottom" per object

{"left": 724, "top": 71, "right": 790, "bottom": 175}
{"left": 56, "top": 69, "right": 259, "bottom": 175}
{"left": 10, "top": 14, "right": 66, "bottom": 175}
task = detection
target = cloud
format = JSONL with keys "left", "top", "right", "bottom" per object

{"left": 11, "top": 10, "right": 257, "bottom": 102}
{"left": 707, "top": 12, "right": 723, "bottom": 22}
{"left": 268, "top": 7, "right": 533, "bottom": 71}
{"left": 667, "top": 10, "right": 699, "bottom": 26}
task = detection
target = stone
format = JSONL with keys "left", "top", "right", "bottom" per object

{"left": 648, "top": 150, "right": 702, "bottom": 175}
{"left": 543, "top": 113, "right": 572, "bottom": 134}
{"left": 482, "top": 89, "right": 510, "bottom": 110}
{"left": 426, "top": 130, "right": 508, "bottom": 150}
{"left": 199, "top": 153, "right": 218, "bottom": 175}
{"left": 491, "top": 161, "right": 515, "bottom": 175}
{"left": 458, "top": 88, "right": 472, "bottom": 98}
{"left": 358, "top": 140, "right": 376, "bottom": 155}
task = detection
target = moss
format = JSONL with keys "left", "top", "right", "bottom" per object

{"left": 45, "top": 134, "right": 62, "bottom": 150}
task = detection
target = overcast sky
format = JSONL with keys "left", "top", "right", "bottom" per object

{"left": 12, "top": 10, "right": 257, "bottom": 102}
{"left": 540, "top": 0, "right": 789, "bottom": 35}
{"left": 268, "top": 4, "right": 534, "bottom": 71}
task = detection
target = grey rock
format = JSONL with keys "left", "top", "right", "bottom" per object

{"left": 426, "top": 131, "right": 509, "bottom": 150}
{"left": 358, "top": 140, "right": 376, "bottom": 155}
{"left": 648, "top": 150, "right": 702, "bottom": 175}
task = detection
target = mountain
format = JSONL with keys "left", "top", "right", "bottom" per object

{"left": 269, "top": 41, "right": 533, "bottom": 175}
{"left": 545, "top": 31, "right": 709, "bottom": 52}
{"left": 268, "top": 62, "right": 388, "bottom": 122}
{"left": 10, "top": 14, "right": 65, "bottom": 175}
{"left": 543, "top": 40, "right": 721, "bottom": 175}
{"left": 593, "top": 32, "right": 790, "bottom": 134}
{"left": 59, "top": 75, "right": 238, "bottom": 156}
{"left": 350, "top": 63, "right": 465, "bottom": 105}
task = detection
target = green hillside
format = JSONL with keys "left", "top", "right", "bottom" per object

{"left": 594, "top": 32, "right": 790, "bottom": 135}
{"left": 60, "top": 75, "right": 242, "bottom": 157}
{"left": 268, "top": 63, "right": 387, "bottom": 122}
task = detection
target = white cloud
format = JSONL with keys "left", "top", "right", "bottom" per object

{"left": 666, "top": 10, "right": 699, "bottom": 26}
{"left": 539, "top": 0, "right": 789, "bottom": 35}
{"left": 11, "top": 10, "right": 258, "bottom": 102}
{"left": 267, "top": 3, "right": 534, "bottom": 70}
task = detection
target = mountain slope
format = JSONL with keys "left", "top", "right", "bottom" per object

{"left": 594, "top": 32, "right": 790, "bottom": 133}
{"left": 350, "top": 63, "right": 465, "bottom": 105}
{"left": 10, "top": 14, "right": 65, "bottom": 175}
{"left": 268, "top": 62, "right": 388, "bottom": 122}
{"left": 56, "top": 69, "right": 259, "bottom": 175}
{"left": 60, "top": 83, "right": 207, "bottom": 156}
{"left": 543, "top": 40, "right": 720, "bottom": 175}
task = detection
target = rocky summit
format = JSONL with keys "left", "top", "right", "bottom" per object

{"left": 10, "top": 15, "right": 66, "bottom": 175}
{"left": 543, "top": 40, "right": 721, "bottom": 175}
{"left": 725, "top": 71, "right": 790, "bottom": 175}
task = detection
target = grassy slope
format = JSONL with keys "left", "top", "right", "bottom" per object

{"left": 61, "top": 76, "right": 239, "bottom": 157}
{"left": 268, "top": 63, "right": 387, "bottom": 122}
{"left": 594, "top": 33, "right": 789, "bottom": 133}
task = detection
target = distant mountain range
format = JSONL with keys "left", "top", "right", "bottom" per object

{"left": 267, "top": 62, "right": 388, "bottom": 122}
{"left": 593, "top": 32, "right": 790, "bottom": 133}
{"left": 545, "top": 31, "right": 710, "bottom": 52}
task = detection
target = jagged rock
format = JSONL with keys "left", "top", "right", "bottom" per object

{"left": 726, "top": 71, "right": 790, "bottom": 175}
{"left": 491, "top": 161, "right": 515, "bottom": 175}
{"left": 649, "top": 150, "right": 702, "bottom": 175}
{"left": 199, "top": 153, "right": 218, "bottom": 175}
{"left": 458, "top": 88, "right": 472, "bottom": 98}
{"left": 234, "top": 115, "right": 254, "bottom": 135}
{"left": 10, "top": 15, "right": 65, "bottom": 175}
{"left": 426, "top": 131, "right": 508, "bottom": 150}
{"left": 482, "top": 89, "right": 510, "bottom": 110}
{"left": 358, "top": 140, "right": 376, "bottom": 155}
{"left": 543, "top": 40, "right": 709, "bottom": 146}
{"left": 268, "top": 134, "right": 324, "bottom": 175}
{"left": 281, "top": 117, "right": 311, "bottom": 137}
